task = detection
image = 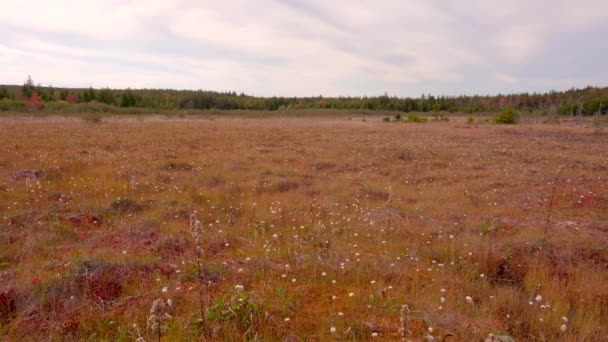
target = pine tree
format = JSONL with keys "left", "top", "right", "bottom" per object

{"left": 98, "top": 87, "right": 114, "bottom": 104}
{"left": 83, "top": 87, "right": 97, "bottom": 102}
{"left": 46, "top": 86, "right": 56, "bottom": 101}
{"left": 22, "top": 75, "right": 35, "bottom": 98}
{"left": 120, "top": 89, "right": 137, "bottom": 107}
{"left": 88, "top": 87, "right": 96, "bottom": 102}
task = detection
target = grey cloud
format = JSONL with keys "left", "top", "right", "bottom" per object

{"left": 0, "top": 0, "right": 606, "bottom": 96}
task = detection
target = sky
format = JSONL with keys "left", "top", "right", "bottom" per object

{"left": 1, "top": 0, "right": 607, "bottom": 97}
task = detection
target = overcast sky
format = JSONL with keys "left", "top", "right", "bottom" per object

{"left": 1, "top": 0, "right": 607, "bottom": 97}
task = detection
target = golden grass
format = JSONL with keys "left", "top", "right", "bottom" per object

{"left": 0, "top": 115, "right": 606, "bottom": 340}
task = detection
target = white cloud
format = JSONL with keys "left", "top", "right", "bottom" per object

{"left": 495, "top": 73, "right": 518, "bottom": 85}
{"left": 496, "top": 26, "right": 542, "bottom": 63}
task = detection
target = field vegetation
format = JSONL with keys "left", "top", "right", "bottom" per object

{"left": 0, "top": 114, "right": 607, "bottom": 341}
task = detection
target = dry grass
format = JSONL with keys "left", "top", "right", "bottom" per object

{"left": 0, "top": 114, "right": 607, "bottom": 341}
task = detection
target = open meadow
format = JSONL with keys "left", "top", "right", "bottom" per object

{"left": 0, "top": 114, "right": 607, "bottom": 341}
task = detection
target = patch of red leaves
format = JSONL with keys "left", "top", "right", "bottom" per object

{"left": 64, "top": 214, "right": 101, "bottom": 227}
{"left": 79, "top": 265, "right": 125, "bottom": 302}
{"left": 0, "top": 288, "right": 17, "bottom": 322}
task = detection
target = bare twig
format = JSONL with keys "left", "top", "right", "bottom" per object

{"left": 543, "top": 165, "right": 565, "bottom": 245}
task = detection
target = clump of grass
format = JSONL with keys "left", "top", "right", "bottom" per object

{"left": 110, "top": 198, "right": 144, "bottom": 213}
{"left": 432, "top": 113, "right": 449, "bottom": 121}
{"left": 399, "top": 304, "right": 410, "bottom": 337}
{"left": 163, "top": 161, "right": 193, "bottom": 171}
{"left": 361, "top": 185, "right": 389, "bottom": 201}
{"left": 275, "top": 179, "right": 300, "bottom": 192}
{"left": 312, "top": 162, "right": 335, "bottom": 171}
{"left": 82, "top": 112, "right": 104, "bottom": 124}
{"left": 207, "top": 290, "right": 263, "bottom": 337}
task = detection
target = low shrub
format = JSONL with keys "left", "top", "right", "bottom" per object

{"left": 0, "top": 99, "right": 27, "bottom": 112}
{"left": 407, "top": 114, "right": 428, "bottom": 123}
{"left": 495, "top": 106, "right": 519, "bottom": 124}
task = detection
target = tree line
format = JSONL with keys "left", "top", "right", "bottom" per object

{"left": 1, "top": 76, "right": 607, "bottom": 115}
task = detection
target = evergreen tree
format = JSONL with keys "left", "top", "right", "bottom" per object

{"left": 83, "top": 87, "right": 97, "bottom": 102}
{"left": 46, "top": 86, "right": 56, "bottom": 101}
{"left": 59, "top": 90, "right": 69, "bottom": 101}
{"left": 120, "top": 89, "right": 137, "bottom": 107}
{"left": 22, "top": 75, "right": 35, "bottom": 98}
{"left": 98, "top": 87, "right": 114, "bottom": 104}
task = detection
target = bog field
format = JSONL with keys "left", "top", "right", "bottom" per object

{"left": 0, "top": 115, "right": 607, "bottom": 341}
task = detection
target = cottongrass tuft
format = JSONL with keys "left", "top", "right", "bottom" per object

{"left": 147, "top": 298, "right": 172, "bottom": 341}
{"left": 560, "top": 316, "right": 568, "bottom": 333}
{"left": 189, "top": 213, "right": 206, "bottom": 332}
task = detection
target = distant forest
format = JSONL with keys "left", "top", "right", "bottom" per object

{"left": 1, "top": 76, "right": 607, "bottom": 115}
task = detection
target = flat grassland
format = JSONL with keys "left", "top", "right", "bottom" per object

{"left": 0, "top": 115, "right": 607, "bottom": 341}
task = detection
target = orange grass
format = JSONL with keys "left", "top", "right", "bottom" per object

{"left": 0, "top": 114, "right": 607, "bottom": 341}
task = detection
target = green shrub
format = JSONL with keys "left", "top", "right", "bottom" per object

{"left": 407, "top": 114, "right": 428, "bottom": 123}
{"left": 494, "top": 106, "right": 519, "bottom": 124}
{"left": 382, "top": 117, "right": 390, "bottom": 122}
{"left": 0, "top": 99, "right": 27, "bottom": 112}
{"left": 393, "top": 113, "right": 402, "bottom": 121}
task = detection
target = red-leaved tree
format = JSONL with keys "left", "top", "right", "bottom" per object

{"left": 27, "top": 92, "right": 42, "bottom": 110}
{"left": 66, "top": 94, "right": 80, "bottom": 103}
